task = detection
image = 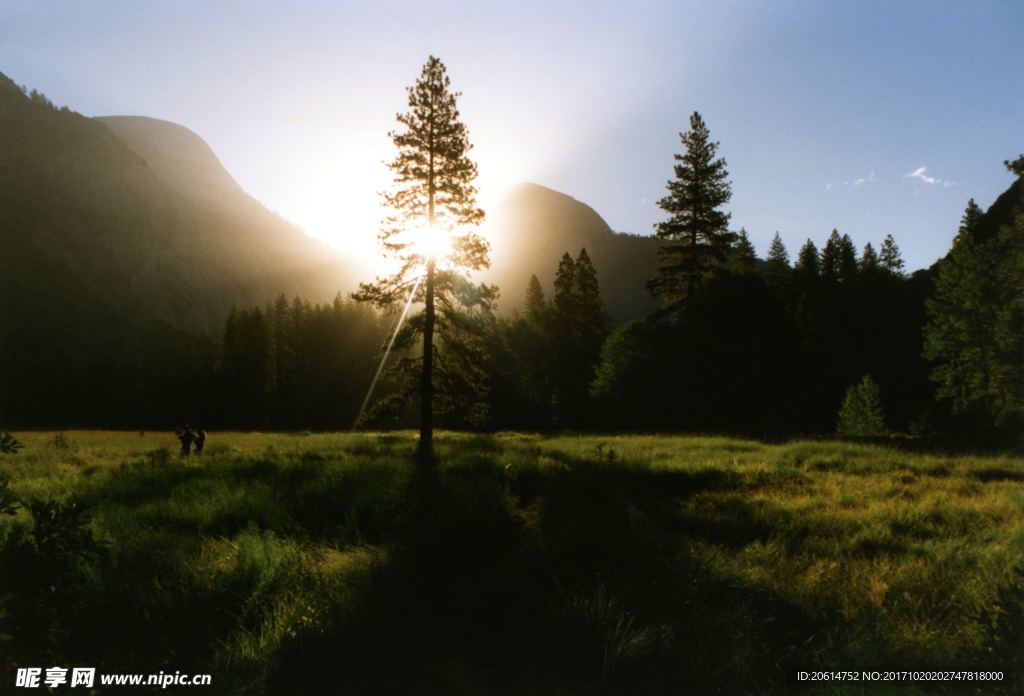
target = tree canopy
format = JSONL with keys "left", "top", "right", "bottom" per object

{"left": 924, "top": 191, "right": 1024, "bottom": 427}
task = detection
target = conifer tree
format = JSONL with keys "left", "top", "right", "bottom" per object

{"left": 838, "top": 233, "right": 858, "bottom": 283}
{"left": 1005, "top": 154, "right": 1024, "bottom": 177}
{"left": 269, "top": 293, "right": 293, "bottom": 399}
{"left": 574, "top": 248, "right": 611, "bottom": 341}
{"left": 879, "top": 234, "right": 905, "bottom": 276}
{"left": 550, "top": 248, "right": 610, "bottom": 427}
{"left": 731, "top": 228, "right": 758, "bottom": 273}
{"left": 524, "top": 274, "right": 547, "bottom": 323}
{"left": 820, "top": 229, "right": 843, "bottom": 281}
{"left": 553, "top": 252, "right": 577, "bottom": 319}
{"left": 859, "top": 242, "right": 880, "bottom": 273}
{"left": 552, "top": 248, "right": 609, "bottom": 342}
{"left": 953, "top": 201, "right": 983, "bottom": 249}
{"left": 354, "top": 56, "right": 494, "bottom": 451}
{"left": 836, "top": 375, "right": 887, "bottom": 437}
{"left": 766, "top": 232, "right": 790, "bottom": 270}
{"left": 795, "top": 239, "right": 820, "bottom": 276}
{"left": 647, "top": 111, "right": 734, "bottom": 313}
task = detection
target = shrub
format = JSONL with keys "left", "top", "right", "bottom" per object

{"left": 0, "top": 433, "right": 22, "bottom": 455}
{"left": 0, "top": 493, "right": 107, "bottom": 657}
{"left": 836, "top": 375, "right": 887, "bottom": 437}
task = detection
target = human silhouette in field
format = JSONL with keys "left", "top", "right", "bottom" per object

{"left": 194, "top": 429, "right": 206, "bottom": 456}
{"left": 177, "top": 426, "right": 195, "bottom": 456}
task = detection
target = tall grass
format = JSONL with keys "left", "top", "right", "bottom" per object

{"left": 1, "top": 431, "right": 1021, "bottom": 694}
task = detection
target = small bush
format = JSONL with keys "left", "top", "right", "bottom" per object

{"left": 837, "top": 375, "right": 887, "bottom": 437}
{"left": 0, "top": 496, "right": 107, "bottom": 658}
{"left": 0, "top": 475, "right": 19, "bottom": 516}
{"left": 0, "top": 433, "right": 23, "bottom": 455}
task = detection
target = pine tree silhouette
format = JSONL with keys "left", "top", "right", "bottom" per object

{"left": 353, "top": 56, "right": 494, "bottom": 452}
{"left": 648, "top": 112, "right": 734, "bottom": 313}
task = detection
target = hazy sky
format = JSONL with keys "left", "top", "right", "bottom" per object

{"left": 2, "top": 0, "right": 1021, "bottom": 270}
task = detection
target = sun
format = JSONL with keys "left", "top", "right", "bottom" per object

{"left": 410, "top": 224, "right": 454, "bottom": 265}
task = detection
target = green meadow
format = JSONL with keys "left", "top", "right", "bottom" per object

{"left": 1, "top": 431, "right": 1023, "bottom": 694}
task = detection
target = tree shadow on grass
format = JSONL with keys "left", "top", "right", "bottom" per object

{"left": 266, "top": 444, "right": 832, "bottom": 695}
{"left": 972, "top": 467, "right": 1024, "bottom": 483}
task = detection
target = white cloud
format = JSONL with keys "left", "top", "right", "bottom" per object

{"left": 854, "top": 170, "right": 875, "bottom": 186}
{"left": 905, "top": 166, "right": 954, "bottom": 187}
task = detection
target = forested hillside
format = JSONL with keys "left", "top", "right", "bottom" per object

{"left": 0, "top": 73, "right": 356, "bottom": 425}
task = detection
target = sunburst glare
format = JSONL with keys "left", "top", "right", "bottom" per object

{"left": 410, "top": 223, "right": 454, "bottom": 265}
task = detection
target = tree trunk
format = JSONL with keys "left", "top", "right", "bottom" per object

{"left": 420, "top": 259, "right": 435, "bottom": 453}
{"left": 421, "top": 114, "right": 436, "bottom": 454}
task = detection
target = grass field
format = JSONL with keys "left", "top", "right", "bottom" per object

{"left": 1, "top": 431, "right": 1022, "bottom": 694}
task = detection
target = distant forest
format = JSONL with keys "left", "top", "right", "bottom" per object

{"left": 164, "top": 226, "right": 966, "bottom": 438}
{"left": 5, "top": 200, "right": 1021, "bottom": 443}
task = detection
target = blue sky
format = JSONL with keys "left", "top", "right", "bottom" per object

{"left": 2, "top": 0, "right": 1021, "bottom": 270}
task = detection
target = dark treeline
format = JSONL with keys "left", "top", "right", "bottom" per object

{"left": 0, "top": 294, "right": 387, "bottom": 431}
{"left": 486, "top": 249, "right": 611, "bottom": 431}
{"left": 3, "top": 198, "right": 1020, "bottom": 440}
{"left": 0, "top": 217, "right": 1015, "bottom": 440}
{"left": 218, "top": 295, "right": 386, "bottom": 429}
{"left": 210, "top": 203, "right": 1009, "bottom": 441}
{"left": 590, "top": 232, "right": 933, "bottom": 435}
{"left": 485, "top": 230, "right": 932, "bottom": 437}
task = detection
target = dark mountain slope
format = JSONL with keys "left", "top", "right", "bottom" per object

{"left": 97, "top": 115, "right": 251, "bottom": 207}
{"left": 0, "top": 73, "right": 360, "bottom": 425}
{"left": 0, "top": 74, "right": 356, "bottom": 337}
{"left": 486, "top": 184, "right": 662, "bottom": 323}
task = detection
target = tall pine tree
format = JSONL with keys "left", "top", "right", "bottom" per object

{"left": 766, "top": 232, "right": 790, "bottom": 270}
{"left": 574, "top": 248, "right": 611, "bottom": 345}
{"left": 859, "top": 242, "right": 880, "bottom": 273}
{"left": 879, "top": 234, "right": 905, "bottom": 276}
{"left": 795, "top": 239, "right": 820, "bottom": 276}
{"left": 838, "top": 233, "right": 858, "bottom": 284}
{"left": 647, "top": 111, "right": 734, "bottom": 313}
{"left": 524, "top": 274, "right": 547, "bottom": 323}
{"left": 551, "top": 248, "right": 610, "bottom": 427}
{"left": 820, "top": 229, "right": 843, "bottom": 281}
{"left": 731, "top": 228, "right": 758, "bottom": 273}
{"left": 553, "top": 253, "right": 577, "bottom": 320}
{"left": 354, "top": 56, "right": 494, "bottom": 451}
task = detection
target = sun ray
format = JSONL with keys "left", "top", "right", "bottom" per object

{"left": 352, "top": 273, "right": 424, "bottom": 430}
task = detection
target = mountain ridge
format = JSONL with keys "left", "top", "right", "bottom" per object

{"left": 0, "top": 75, "right": 357, "bottom": 336}
{"left": 96, "top": 115, "right": 248, "bottom": 207}
{"left": 485, "top": 183, "right": 662, "bottom": 322}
